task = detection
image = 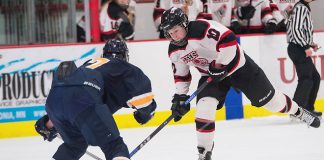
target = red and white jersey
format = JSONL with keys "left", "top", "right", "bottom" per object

{"left": 206, "top": 0, "right": 236, "bottom": 27}
{"left": 270, "top": 0, "right": 296, "bottom": 22}
{"left": 236, "top": 0, "right": 274, "bottom": 29}
{"left": 99, "top": 1, "right": 135, "bottom": 40}
{"left": 153, "top": 0, "right": 203, "bottom": 29}
{"left": 168, "top": 19, "right": 246, "bottom": 94}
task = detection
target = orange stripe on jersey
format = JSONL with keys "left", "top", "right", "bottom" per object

{"left": 128, "top": 94, "right": 154, "bottom": 108}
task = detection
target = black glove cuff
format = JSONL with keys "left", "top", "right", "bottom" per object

{"left": 172, "top": 94, "right": 190, "bottom": 102}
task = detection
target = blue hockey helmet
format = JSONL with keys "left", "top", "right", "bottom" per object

{"left": 102, "top": 39, "right": 129, "bottom": 62}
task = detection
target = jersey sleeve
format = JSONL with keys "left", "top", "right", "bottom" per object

{"left": 99, "top": 59, "right": 154, "bottom": 109}
{"left": 270, "top": 0, "right": 284, "bottom": 23}
{"left": 261, "top": 0, "right": 275, "bottom": 24}
{"left": 168, "top": 44, "right": 192, "bottom": 95}
{"left": 153, "top": 0, "right": 166, "bottom": 29}
{"left": 199, "top": 20, "right": 241, "bottom": 74}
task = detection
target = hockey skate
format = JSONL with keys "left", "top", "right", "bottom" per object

{"left": 291, "top": 107, "right": 321, "bottom": 128}
{"left": 198, "top": 147, "right": 212, "bottom": 160}
{"left": 312, "top": 110, "right": 322, "bottom": 120}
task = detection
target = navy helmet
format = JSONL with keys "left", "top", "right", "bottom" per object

{"left": 160, "top": 7, "right": 189, "bottom": 46}
{"left": 102, "top": 39, "right": 129, "bottom": 62}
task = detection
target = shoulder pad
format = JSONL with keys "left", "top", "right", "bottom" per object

{"left": 187, "top": 21, "right": 209, "bottom": 40}
{"left": 168, "top": 43, "right": 186, "bottom": 57}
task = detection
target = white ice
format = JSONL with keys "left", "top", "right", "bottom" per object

{"left": 1, "top": 116, "right": 323, "bottom": 160}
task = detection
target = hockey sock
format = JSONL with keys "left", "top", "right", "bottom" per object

{"left": 195, "top": 97, "right": 218, "bottom": 151}
{"left": 263, "top": 90, "right": 299, "bottom": 115}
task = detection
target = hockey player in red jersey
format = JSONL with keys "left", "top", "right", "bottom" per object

{"left": 153, "top": 0, "right": 205, "bottom": 38}
{"left": 100, "top": 0, "right": 135, "bottom": 40}
{"left": 160, "top": 7, "right": 320, "bottom": 160}
{"left": 269, "top": 0, "right": 297, "bottom": 32}
{"left": 236, "top": 0, "right": 277, "bottom": 34}
{"left": 203, "top": 0, "right": 241, "bottom": 34}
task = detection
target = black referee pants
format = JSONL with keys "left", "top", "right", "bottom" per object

{"left": 287, "top": 43, "right": 321, "bottom": 111}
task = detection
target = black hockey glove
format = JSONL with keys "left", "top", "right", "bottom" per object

{"left": 237, "top": 5, "right": 256, "bottom": 19}
{"left": 276, "top": 19, "right": 287, "bottom": 32}
{"left": 133, "top": 100, "right": 157, "bottom": 125}
{"left": 264, "top": 19, "right": 277, "bottom": 34}
{"left": 230, "top": 21, "right": 241, "bottom": 34}
{"left": 171, "top": 94, "right": 191, "bottom": 122}
{"left": 118, "top": 21, "right": 134, "bottom": 40}
{"left": 34, "top": 115, "right": 58, "bottom": 142}
{"left": 208, "top": 60, "right": 228, "bottom": 82}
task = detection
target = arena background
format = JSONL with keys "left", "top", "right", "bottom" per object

{"left": 0, "top": 0, "right": 323, "bottom": 139}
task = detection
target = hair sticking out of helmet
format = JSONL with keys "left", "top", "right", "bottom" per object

{"left": 102, "top": 39, "right": 129, "bottom": 62}
{"left": 160, "top": 7, "right": 189, "bottom": 46}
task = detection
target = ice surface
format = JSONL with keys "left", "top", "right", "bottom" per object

{"left": 1, "top": 116, "right": 323, "bottom": 160}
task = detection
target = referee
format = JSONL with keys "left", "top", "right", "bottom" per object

{"left": 286, "top": 0, "right": 322, "bottom": 117}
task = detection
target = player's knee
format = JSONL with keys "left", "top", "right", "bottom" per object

{"left": 112, "top": 157, "right": 130, "bottom": 160}
{"left": 195, "top": 97, "right": 218, "bottom": 120}
{"left": 263, "top": 90, "right": 286, "bottom": 112}
{"left": 53, "top": 142, "right": 88, "bottom": 160}
{"left": 101, "top": 137, "right": 130, "bottom": 160}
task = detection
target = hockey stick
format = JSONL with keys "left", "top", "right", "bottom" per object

{"left": 246, "top": 0, "right": 264, "bottom": 33}
{"left": 129, "top": 77, "right": 214, "bottom": 157}
{"left": 57, "top": 135, "right": 103, "bottom": 160}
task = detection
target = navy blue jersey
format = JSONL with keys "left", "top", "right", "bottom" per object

{"left": 81, "top": 57, "right": 154, "bottom": 113}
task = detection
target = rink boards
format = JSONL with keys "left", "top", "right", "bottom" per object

{"left": 1, "top": 33, "right": 324, "bottom": 138}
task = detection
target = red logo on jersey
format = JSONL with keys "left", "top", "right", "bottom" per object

{"left": 181, "top": 51, "right": 198, "bottom": 63}
{"left": 193, "top": 58, "right": 209, "bottom": 66}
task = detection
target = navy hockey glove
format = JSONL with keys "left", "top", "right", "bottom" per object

{"left": 237, "top": 5, "right": 256, "bottom": 19}
{"left": 133, "top": 100, "right": 157, "bottom": 125}
{"left": 171, "top": 94, "right": 191, "bottom": 122}
{"left": 208, "top": 60, "right": 228, "bottom": 82}
{"left": 264, "top": 19, "right": 277, "bottom": 34}
{"left": 35, "top": 115, "right": 58, "bottom": 142}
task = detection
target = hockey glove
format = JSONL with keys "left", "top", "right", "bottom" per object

{"left": 171, "top": 94, "right": 191, "bottom": 122}
{"left": 276, "top": 19, "right": 287, "bottom": 32}
{"left": 35, "top": 115, "right": 58, "bottom": 142}
{"left": 264, "top": 19, "right": 277, "bottom": 34}
{"left": 230, "top": 21, "right": 241, "bottom": 34}
{"left": 237, "top": 5, "right": 256, "bottom": 19}
{"left": 133, "top": 100, "right": 157, "bottom": 125}
{"left": 118, "top": 21, "right": 134, "bottom": 40}
{"left": 208, "top": 60, "right": 228, "bottom": 82}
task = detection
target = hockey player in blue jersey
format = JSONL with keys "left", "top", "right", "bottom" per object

{"left": 34, "top": 39, "right": 157, "bottom": 160}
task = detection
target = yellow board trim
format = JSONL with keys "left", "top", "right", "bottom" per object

{"left": 1, "top": 99, "right": 323, "bottom": 139}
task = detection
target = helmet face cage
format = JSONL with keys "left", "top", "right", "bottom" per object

{"left": 161, "top": 7, "right": 189, "bottom": 46}
{"left": 102, "top": 39, "right": 129, "bottom": 62}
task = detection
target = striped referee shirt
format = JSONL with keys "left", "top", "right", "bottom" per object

{"left": 286, "top": 1, "right": 313, "bottom": 49}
